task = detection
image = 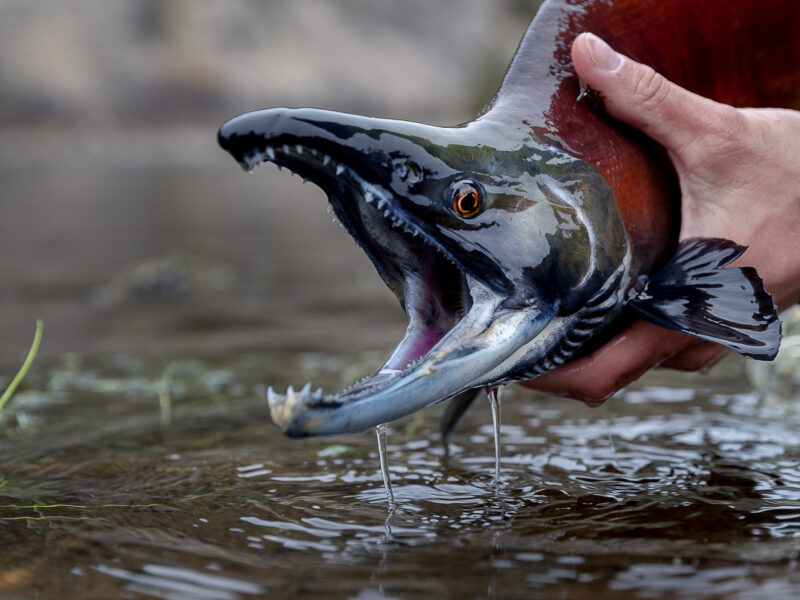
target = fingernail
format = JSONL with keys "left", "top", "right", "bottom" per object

{"left": 584, "top": 33, "right": 620, "bottom": 71}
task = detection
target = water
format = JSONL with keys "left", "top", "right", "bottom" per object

{"left": 2, "top": 162, "right": 800, "bottom": 598}
{"left": 2, "top": 352, "right": 800, "bottom": 599}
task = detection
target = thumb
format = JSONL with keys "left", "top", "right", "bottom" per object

{"left": 571, "top": 32, "right": 724, "bottom": 153}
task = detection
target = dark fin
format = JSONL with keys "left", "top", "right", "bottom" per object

{"left": 440, "top": 388, "right": 481, "bottom": 455}
{"left": 627, "top": 237, "right": 782, "bottom": 360}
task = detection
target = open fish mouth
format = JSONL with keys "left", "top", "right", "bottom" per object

{"left": 218, "top": 108, "right": 568, "bottom": 436}
{"left": 220, "top": 116, "right": 520, "bottom": 436}
{"left": 256, "top": 145, "right": 472, "bottom": 422}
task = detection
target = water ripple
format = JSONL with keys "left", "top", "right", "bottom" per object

{"left": 3, "top": 354, "right": 800, "bottom": 598}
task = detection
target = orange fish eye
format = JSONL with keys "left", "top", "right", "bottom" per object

{"left": 451, "top": 181, "right": 483, "bottom": 218}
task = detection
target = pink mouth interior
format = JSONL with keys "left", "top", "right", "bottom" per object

{"left": 380, "top": 259, "right": 466, "bottom": 372}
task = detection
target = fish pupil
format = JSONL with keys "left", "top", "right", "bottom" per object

{"left": 461, "top": 193, "right": 478, "bottom": 212}
{"left": 452, "top": 181, "right": 482, "bottom": 218}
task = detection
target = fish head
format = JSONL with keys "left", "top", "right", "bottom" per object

{"left": 218, "top": 108, "right": 628, "bottom": 436}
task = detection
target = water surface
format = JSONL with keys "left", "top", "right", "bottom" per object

{"left": 2, "top": 161, "right": 800, "bottom": 599}
{"left": 2, "top": 352, "right": 800, "bottom": 599}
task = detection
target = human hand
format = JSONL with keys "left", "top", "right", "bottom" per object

{"left": 522, "top": 32, "right": 800, "bottom": 405}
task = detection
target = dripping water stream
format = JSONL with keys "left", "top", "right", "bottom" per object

{"left": 487, "top": 385, "right": 504, "bottom": 482}
{"left": 375, "top": 423, "right": 395, "bottom": 508}
{"left": 4, "top": 350, "right": 800, "bottom": 599}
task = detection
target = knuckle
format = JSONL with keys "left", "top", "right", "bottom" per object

{"left": 681, "top": 106, "right": 750, "bottom": 171}
{"left": 704, "top": 106, "right": 748, "bottom": 147}
{"left": 631, "top": 65, "right": 671, "bottom": 113}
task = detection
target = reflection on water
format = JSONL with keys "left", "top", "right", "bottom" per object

{"left": 3, "top": 161, "right": 800, "bottom": 597}
{"left": 0, "top": 160, "right": 405, "bottom": 367}
{"left": 2, "top": 351, "right": 800, "bottom": 599}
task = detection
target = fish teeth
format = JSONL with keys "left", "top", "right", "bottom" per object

{"left": 326, "top": 202, "right": 334, "bottom": 213}
{"left": 335, "top": 164, "right": 345, "bottom": 176}
{"left": 265, "top": 146, "right": 276, "bottom": 161}
{"left": 267, "top": 385, "right": 279, "bottom": 406}
{"left": 376, "top": 199, "right": 386, "bottom": 210}
{"left": 364, "top": 191, "right": 375, "bottom": 204}
{"left": 282, "top": 144, "right": 290, "bottom": 154}
{"left": 243, "top": 151, "right": 261, "bottom": 170}
{"left": 268, "top": 383, "right": 316, "bottom": 408}
{"left": 323, "top": 155, "right": 331, "bottom": 166}
{"left": 295, "top": 144, "right": 304, "bottom": 154}
{"left": 287, "top": 383, "right": 315, "bottom": 402}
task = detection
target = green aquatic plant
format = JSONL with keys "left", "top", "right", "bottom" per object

{"left": 0, "top": 493, "right": 214, "bottom": 523}
{"left": 0, "top": 320, "right": 43, "bottom": 413}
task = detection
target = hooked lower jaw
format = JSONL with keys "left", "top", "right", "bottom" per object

{"left": 266, "top": 273, "right": 556, "bottom": 437}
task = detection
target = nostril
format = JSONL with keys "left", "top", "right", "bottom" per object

{"left": 393, "top": 159, "right": 421, "bottom": 183}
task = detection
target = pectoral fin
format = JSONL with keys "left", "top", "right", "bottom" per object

{"left": 627, "top": 237, "right": 781, "bottom": 360}
{"left": 440, "top": 388, "right": 481, "bottom": 453}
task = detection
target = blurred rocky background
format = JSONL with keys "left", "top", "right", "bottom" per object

{"left": 0, "top": 0, "right": 544, "bottom": 128}
{"left": 0, "top": 0, "right": 543, "bottom": 368}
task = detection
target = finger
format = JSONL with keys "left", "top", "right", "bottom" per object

{"left": 659, "top": 342, "right": 727, "bottom": 372}
{"left": 571, "top": 32, "right": 731, "bottom": 154}
{"left": 519, "top": 321, "right": 700, "bottom": 405}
